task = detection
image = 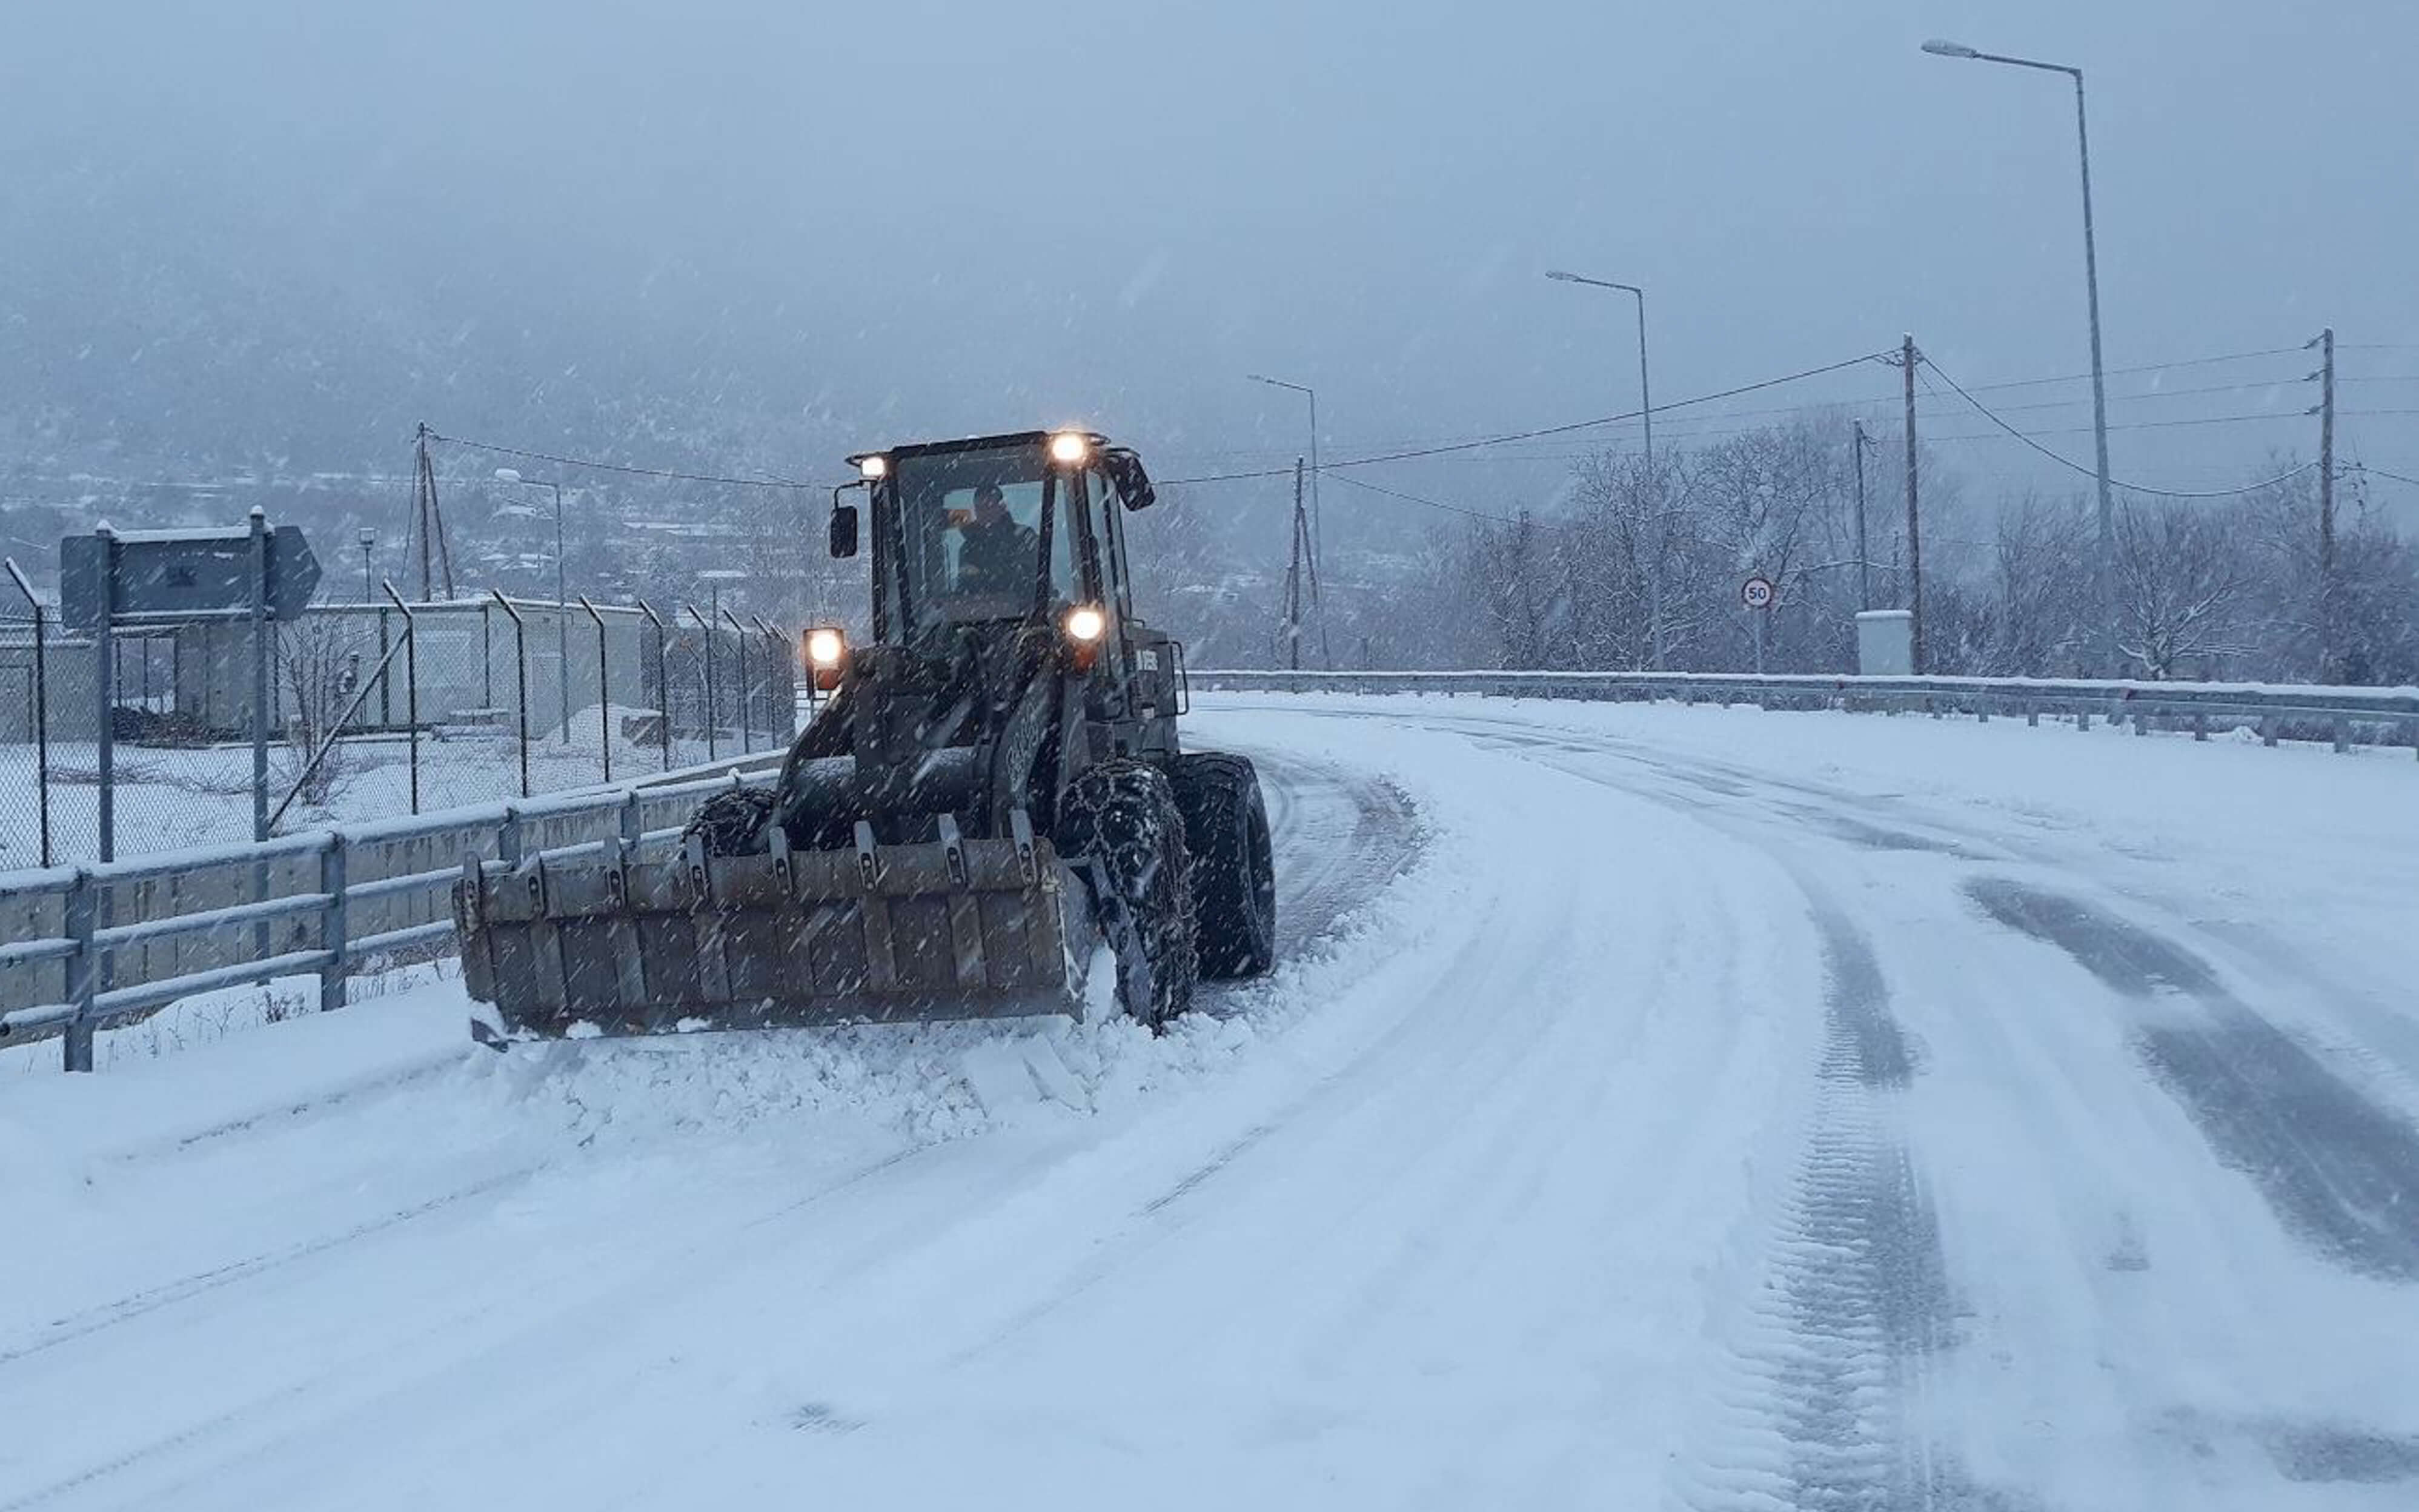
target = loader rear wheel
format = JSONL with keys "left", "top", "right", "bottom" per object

{"left": 1169, "top": 752, "right": 1276, "bottom": 979}
{"left": 685, "top": 784, "right": 775, "bottom": 857}
{"left": 1059, "top": 760, "right": 1198, "bottom": 1030}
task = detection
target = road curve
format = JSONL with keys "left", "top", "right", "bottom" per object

{"left": 5, "top": 697, "right": 2416, "bottom": 1511}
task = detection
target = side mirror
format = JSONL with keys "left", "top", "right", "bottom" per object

{"left": 1103, "top": 449, "right": 1157, "bottom": 511}
{"left": 829, "top": 503, "right": 860, "bottom": 559}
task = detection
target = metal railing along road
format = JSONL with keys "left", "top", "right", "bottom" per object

{"left": 0, "top": 749, "right": 784, "bottom": 1072}
{"left": 1189, "top": 669, "right": 2419, "bottom": 757}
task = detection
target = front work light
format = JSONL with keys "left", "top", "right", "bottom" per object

{"left": 806, "top": 625, "right": 848, "bottom": 691}
{"left": 859, "top": 455, "right": 889, "bottom": 480}
{"left": 1063, "top": 605, "right": 1106, "bottom": 642}
{"left": 1049, "top": 431, "right": 1090, "bottom": 465}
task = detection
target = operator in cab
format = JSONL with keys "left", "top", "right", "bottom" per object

{"left": 956, "top": 482, "right": 1038, "bottom": 595}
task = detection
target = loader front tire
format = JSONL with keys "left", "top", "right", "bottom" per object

{"left": 685, "top": 784, "right": 775, "bottom": 857}
{"left": 1059, "top": 760, "right": 1198, "bottom": 1030}
{"left": 1169, "top": 752, "right": 1276, "bottom": 979}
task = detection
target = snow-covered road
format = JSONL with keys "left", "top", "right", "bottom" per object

{"left": 6, "top": 694, "right": 2418, "bottom": 1510}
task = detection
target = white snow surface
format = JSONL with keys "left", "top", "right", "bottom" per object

{"left": 4, "top": 691, "right": 2417, "bottom": 1509}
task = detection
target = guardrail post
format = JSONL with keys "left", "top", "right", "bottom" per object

{"left": 2332, "top": 716, "right": 2350, "bottom": 755}
{"left": 2134, "top": 708, "right": 2150, "bottom": 737}
{"left": 2024, "top": 701, "right": 2038, "bottom": 728}
{"left": 499, "top": 802, "right": 525, "bottom": 867}
{"left": 620, "top": 788, "right": 644, "bottom": 847}
{"left": 2192, "top": 712, "right": 2209, "bottom": 743}
{"left": 2261, "top": 717, "right": 2277, "bottom": 748}
{"left": 62, "top": 869, "right": 96, "bottom": 1073}
{"left": 2077, "top": 708, "right": 2091, "bottom": 731}
{"left": 319, "top": 832, "right": 349, "bottom": 1013}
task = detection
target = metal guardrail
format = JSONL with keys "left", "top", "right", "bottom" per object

{"left": 0, "top": 750, "right": 783, "bottom": 1072}
{"left": 1190, "top": 669, "right": 2419, "bottom": 757}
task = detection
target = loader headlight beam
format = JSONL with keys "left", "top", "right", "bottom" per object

{"left": 1049, "top": 431, "right": 1090, "bottom": 465}
{"left": 858, "top": 454, "right": 889, "bottom": 480}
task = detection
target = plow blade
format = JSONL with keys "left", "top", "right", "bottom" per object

{"left": 454, "top": 818, "right": 1095, "bottom": 1042}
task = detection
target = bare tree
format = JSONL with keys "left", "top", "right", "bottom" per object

{"left": 2112, "top": 501, "right": 2255, "bottom": 679}
{"left": 274, "top": 615, "right": 368, "bottom": 815}
{"left": 1983, "top": 492, "right": 2095, "bottom": 677}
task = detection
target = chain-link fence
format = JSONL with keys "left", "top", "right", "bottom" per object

{"left": 0, "top": 572, "right": 802, "bottom": 867}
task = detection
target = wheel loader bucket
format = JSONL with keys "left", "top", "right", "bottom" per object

{"left": 452, "top": 814, "right": 1096, "bottom": 1043}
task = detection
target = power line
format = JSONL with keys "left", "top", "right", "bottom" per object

{"left": 2354, "top": 463, "right": 2419, "bottom": 489}
{"left": 1950, "top": 345, "right": 2304, "bottom": 394}
{"left": 426, "top": 431, "right": 830, "bottom": 491}
{"left": 1929, "top": 409, "right": 2311, "bottom": 440}
{"left": 1323, "top": 471, "right": 1516, "bottom": 523}
{"left": 1917, "top": 360, "right": 2317, "bottom": 500}
{"left": 1158, "top": 350, "right": 1894, "bottom": 485}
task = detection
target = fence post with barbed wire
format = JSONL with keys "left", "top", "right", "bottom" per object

{"left": 580, "top": 595, "right": 611, "bottom": 785}
{"left": 4, "top": 559, "right": 53, "bottom": 868}
{"left": 721, "top": 607, "right": 752, "bottom": 754}
{"left": 382, "top": 583, "right": 420, "bottom": 813}
{"left": 489, "top": 591, "right": 531, "bottom": 798}
{"left": 686, "top": 605, "right": 717, "bottom": 760}
{"left": 635, "top": 598, "right": 671, "bottom": 772}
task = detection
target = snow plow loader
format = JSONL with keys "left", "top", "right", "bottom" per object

{"left": 454, "top": 429, "right": 1276, "bottom": 1043}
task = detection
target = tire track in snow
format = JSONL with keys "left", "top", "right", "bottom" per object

{"left": 1966, "top": 878, "right": 2419, "bottom": 1283}
{"left": 1287, "top": 709, "right": 1995, "bottom": 1508}
{"left": 1697, "top": 898, "right": 2001, "bottom": 1512}
{"left": 0, "top": 1164, "right": 540, "bottom": 1367}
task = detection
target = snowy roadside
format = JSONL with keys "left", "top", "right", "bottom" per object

{"left": 1199, "top": 688, "right": 2419, "bottom": 1098}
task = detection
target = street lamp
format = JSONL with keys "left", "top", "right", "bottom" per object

{"left": 357, "top": 527, "right": 377, "bottom": 603}
{"left": 1546, "top": 268, "right": 1667, "bottom": 669}
{"left": 1923, "top": 37, "right": 2118, "bottom": 672}
{"left": 494, "top": 466, "right": 571, "bottom": 741}
{"left": 1246, "top": 373, "right": 1329, "bottom": 667}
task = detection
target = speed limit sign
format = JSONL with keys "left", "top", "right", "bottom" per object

{"left": 1741, "top": 575, "right": 1775, "bottom": 610}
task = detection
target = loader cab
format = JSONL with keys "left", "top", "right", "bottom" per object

{"left": 844, "top": 431, "right": 1124, "bottom": 640}
{"left": 836, "top": 428, "right": 1181, "bottom": 758}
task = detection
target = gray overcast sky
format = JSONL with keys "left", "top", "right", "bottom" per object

{"left": 4, "top": 0, "right": 2415, "bottom": 532}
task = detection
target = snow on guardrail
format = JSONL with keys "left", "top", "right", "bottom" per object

{"left": 1190, "top": 668, "right": 2419, "bottom": 751}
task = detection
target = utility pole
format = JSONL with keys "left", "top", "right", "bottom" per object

{"left": 1902, "top": 334, "right": 1924, "bottom": 676}
{"left": 1281, "top": 457, "right": 1307, "bottom": 671}
{"left": 410, "top": 423, "right": 458, "bottom": 601}
{"left": 2314, "top": 325, "right": 2337, "bottom": 680}
{"left": 1851, "top": 419, "right": 1873, "bottom": 612}
{"left": 1247, "top": 375, "right": 1329, "bottom": 668}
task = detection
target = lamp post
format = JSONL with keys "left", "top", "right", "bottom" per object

{"left": 1246, "top": 373, "right": 1328, "bottom": 667}
{"left": 1922, "top": 38, "right": 2117, "bottom": 672}
{"left": 494, "top": 467, "right": 571, "bottom": 741}
{"left": 1545, "top": 268, "right": 1665, "bottom": 669}
{"left": 357, "top": 527, "right": 377, "bottom": 603}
